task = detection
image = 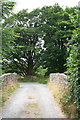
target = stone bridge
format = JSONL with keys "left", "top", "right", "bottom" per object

{"left": 50, "top": 73, "right": 67, "bottom": 87}
{"left": 0, "top": 73, "right": 17, "bottom": 89}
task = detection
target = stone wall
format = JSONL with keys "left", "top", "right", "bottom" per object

{"left": 50, "top": 73, "right": 67, "bottom": 87}
{"left": 0, "top": 73, "right": 17, "bottom": 89}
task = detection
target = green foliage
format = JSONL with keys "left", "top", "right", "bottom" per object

{"left": 2, "top": 0, "right": 16, "bottom": 20}
{"left": 2, "top": 1, "right": 16, "bottom": 75}
{"left": 2, "top": 2, "right": 78, "bottom": 79}
{"left": 18, "top": 75, "right": 48, "bottom": 84}
{"left": 35, "top": 66, "right": 48, "bottom": 76}
{"left": 39, "top": 4, "right": 75, "bottom": 75}
{"left": 64, "top": 9, "right": 80, "bottom": 118}
{"left": 2, "top": 8, "right": 44, "bottom": 76}
{"left": 60, "top": 88, "right": 77, "bottom": 118}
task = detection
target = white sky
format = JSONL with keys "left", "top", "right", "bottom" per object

{"left": 13, "top": 0, "right": 80, "bottom": 13}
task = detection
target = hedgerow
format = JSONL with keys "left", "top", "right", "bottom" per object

{"left": 64, "top": 9, "right": 80, "bottom": 118}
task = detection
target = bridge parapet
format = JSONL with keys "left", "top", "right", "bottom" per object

{"left": 50, "top": 73, "right": 67, "bottom": 87}
{"left": 0, "top": 73, "right": 17, "bottom": 89}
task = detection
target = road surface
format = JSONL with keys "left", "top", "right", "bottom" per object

{"left": 2, "top": 83, "right": 65, "bottom": 118}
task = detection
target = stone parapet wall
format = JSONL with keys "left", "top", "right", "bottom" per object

{"left": 50, "top": 73, "right": 67, "bottom": 87}
{"left": 0, "top": 73, "right": 17, "bottom": 89}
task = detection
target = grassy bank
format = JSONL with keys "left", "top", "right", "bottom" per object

{"left": 18, "top": 75, "right": 49, "bottom": 84}
{"left": 0, "top": 82, "right": 19, "bottom": 112}
{"left": 47, "top": 81, "right": 76, "bottom": 118}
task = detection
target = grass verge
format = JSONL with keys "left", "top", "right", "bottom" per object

{"left": 0, "top": 82, "right": 19, "bottom": 111}
{"left": 18, "top": 75, "right": 49, "bottom": 84}
{"left": 47, "top": 81, "right": 76, "bottom": 118}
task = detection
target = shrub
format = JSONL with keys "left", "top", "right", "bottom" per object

{"left": 64, "top": 9, "right": 80, "bottom": 118}
{"left": 18, "top": 75, "right": 48, "bottom": 84}
{"left": 35, "top": 66, "right": 48, "bottom": 76}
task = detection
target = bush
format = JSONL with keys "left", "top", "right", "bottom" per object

{"left": 64, "top": 9, "right": 80, "bottom": 118}
{"left": 18, "top": 75, "right": 48, "bottom": 84}
{"left": 35, "top": 66, "right": 48, "bottom": 76}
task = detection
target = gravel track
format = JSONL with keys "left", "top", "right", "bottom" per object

{"left": 1, "top": 83, "right": 65, "bottom": 118}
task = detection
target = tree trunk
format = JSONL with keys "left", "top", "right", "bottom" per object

{"left": 27, "top": 51, "right": 33, "bottom": 75}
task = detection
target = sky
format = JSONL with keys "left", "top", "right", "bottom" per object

{"left": 13, "top": 0, "right": 80, "bottom": 13}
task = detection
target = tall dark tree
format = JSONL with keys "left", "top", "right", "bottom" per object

{"left": 39, "top": 4, "right": 75, "bottom": 74}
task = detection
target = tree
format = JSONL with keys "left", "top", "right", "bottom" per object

{"left": 2, "top": 0, "right": 16, "bottom": 20}
{"left": 3, "top": 9, "right": 43, "bottom": 76}
{"left": 39, "top": 4, "right": 75, "bottom": 74}
{"left": 2, "top": 3, "right": 77, "bottom": 77}
{"left": 2, "top": 0, "right": 16, "bottom": 74}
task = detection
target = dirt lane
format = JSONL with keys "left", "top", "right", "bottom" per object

{"left": 2, "top": 83, "right": 65, "bottom": 118}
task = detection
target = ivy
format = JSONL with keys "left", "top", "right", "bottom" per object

{"left": 65, "top": 9, "right": 80, "bottom": 118}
